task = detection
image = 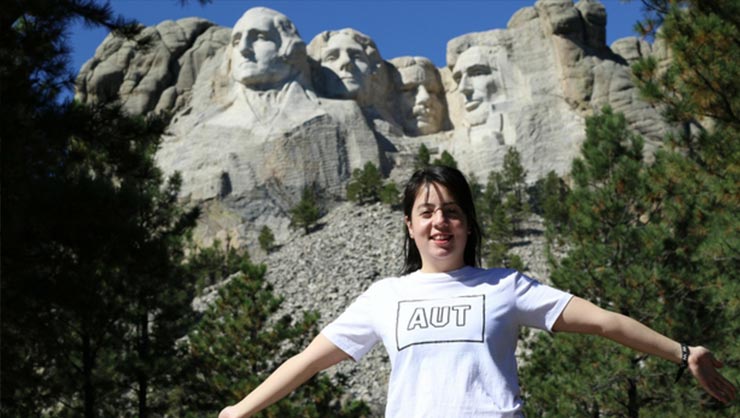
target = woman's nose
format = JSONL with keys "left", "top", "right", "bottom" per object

{"left": 431, "top": 208, "right": 448, "bottom": 225}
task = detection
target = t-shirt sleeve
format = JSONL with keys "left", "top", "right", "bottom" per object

{"left": 320, "top": 283, "right": 381, "bottom": 362}
{"left": 514, "top": 272, "right": 573, "bottom": 331}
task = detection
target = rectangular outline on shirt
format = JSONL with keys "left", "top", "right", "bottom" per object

{"left": 395, "top": 294, "right": 486, "bottom": 351}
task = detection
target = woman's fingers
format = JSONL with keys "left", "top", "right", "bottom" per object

{"left": 690, "top": 347, "right": 736, "bottom": 404}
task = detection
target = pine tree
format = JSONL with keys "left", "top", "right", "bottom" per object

{"left": 500, "top": 147, "right": 529, "bottom": 233}
{"left": 531, "top": 171, "right": 570, "bottom": 244}
{"left": 346, "top": 162, "right": 383, "bottom": 204}
{"left": 290, "top": 186, "right": 322, "bottom": 235}
{"left": 520, "top": 106, "right": 738, "bottom": 416}
{"left": 1, "top": 2, "right": 205, "bottom": 416}
{"left": 476, "top": 148, "right": 529, "bottom": 270}
{"left": 173, "top": 255, "right": 370, "bottom": 417}
{"left": 433, "top": 150, "right": 458, "bottom": 169}
{"left": 258, "top": 226, "right": 276, "bottom": 253}
{"left": 414, "top": 144, "right": 431, "bottom": 170}
{"left": 379, "top": 181, "right": 401, "bottom": 207}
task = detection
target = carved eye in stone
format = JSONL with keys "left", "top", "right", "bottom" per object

{"left": 323, "top": 50, "right": 339, "bottom": 62}
{"left": 467, "top": 65, "right": 492, "bottom": 77}
{"left": 231, "top": 33, "right": 242, "bottom": 47}
{"left": 452, "top": 72, "right": 462, "bottom": 84}
{"left": 249, "top": 31, "right": 269, "bottom": 43}
{"left": 348, "top": 50, "right": 367, "bottom": 63}
{"left": 425, "top": 82, "right": 442, "bottom": 95}
{"left": 402, "top": 83, "right": 418, "bottom": 93}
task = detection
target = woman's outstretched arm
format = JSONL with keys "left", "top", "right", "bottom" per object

{"left": 218, "top": 334, "right": 351, "bottom": 418}
{"left": 552, "top": 296, "right": 737, "bottom": 404}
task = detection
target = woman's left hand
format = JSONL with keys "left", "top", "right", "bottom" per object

{"left": 688, "top": 346, "right": 737, "bottom": 404}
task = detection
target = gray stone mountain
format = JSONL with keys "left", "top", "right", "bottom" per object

{"left": 76, "top": 0, "right": 669, "bottom": 250}
{"left": 76, "top": 1, "right": 672, "bottom": 413}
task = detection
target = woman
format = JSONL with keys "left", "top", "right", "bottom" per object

{"left": 219, "top": 166, "right": 736, "bottom": 417}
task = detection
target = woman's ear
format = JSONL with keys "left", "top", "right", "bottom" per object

{"left": 405, "top": 216, "right": 413, "bottom": 239}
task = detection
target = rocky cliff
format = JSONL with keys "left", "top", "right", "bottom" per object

{"left": 76, "top": 0, "right": 670, "bottom": 250}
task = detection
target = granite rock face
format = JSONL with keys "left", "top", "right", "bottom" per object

{"left": 76, "top": 1, "right": 670, "bottom": 246}
{"left": 76, "top": 18, "right": 228, "bottom": 115}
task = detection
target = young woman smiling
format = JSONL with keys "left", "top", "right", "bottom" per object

{"left": 219, "top": 166, "right": 736, "bottom": 418}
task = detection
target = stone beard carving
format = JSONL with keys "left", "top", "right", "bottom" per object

{"left": 307, "top": 28, "right": 382, "bottom": 104}
{"left": 390, "top": 56, "right": 448, "bottom": 136}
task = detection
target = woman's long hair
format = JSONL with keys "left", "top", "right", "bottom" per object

{"left": 401, "top": 165, "right": 482, "bottom": 275}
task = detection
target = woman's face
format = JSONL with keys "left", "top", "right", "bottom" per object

{"left": 405, "top": 182, "right": 469, "bottom": 273}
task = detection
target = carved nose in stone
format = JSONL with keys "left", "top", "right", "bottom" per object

{"left": 237, "top": 39, "right": 252, "bottom": 56}
{"left": 458, "top": 74, "right": 472, "bottom": 95}
{"left": 337, "top": 53, "right": 354, "bottom": 71}
{"left": 416, "top": 85, "right": 431, "bottom": 103}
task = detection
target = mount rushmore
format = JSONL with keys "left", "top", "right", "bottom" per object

{"left": 76, "top": 0, "right": 670, "bottom": 249}
{"left": 74, "top": 1, "right": 675, "bottom": 411}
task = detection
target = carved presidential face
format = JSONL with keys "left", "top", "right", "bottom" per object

{"left": 452, "top": 47, "right": 501, "bottom": 127}
{"left": 397, "top": 61, "right": 445, "bottom": 135}
{"left": 230, "top": 8, "right": 293, "bottom": 90}
{"left": 319, "top": 32, "right": 372, "bottom": 99}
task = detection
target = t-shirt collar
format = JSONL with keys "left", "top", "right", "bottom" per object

{"left": 406, "top": 265, "right": 478, "bottom": 282}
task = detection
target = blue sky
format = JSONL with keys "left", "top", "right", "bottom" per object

{"left": 69, "top": 0, "right": 646, "bottom": 74}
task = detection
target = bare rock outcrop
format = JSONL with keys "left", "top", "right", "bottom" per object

{"left": 76, "top": 18, "right": 227, "bottom": 115}
{"left": 75, "top": 1, "right": 673, "bottom": 248}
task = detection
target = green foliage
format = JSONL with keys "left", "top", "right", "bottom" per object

{"left": 173, "top": 262, "right": 370, "bottom": 418}
{"left": 468, "top": 173, "right": 484, "bottom": 208}
{"left": 2, "top": 2, "right": 211, "bottom": 417}
{"left": 633, "top": 1, "right": 739, "bottom": 133}
{"left": 521, "top": 107, "right": 739, "bottom": 416}
{"left": 186, "top": 241, "right": 253, "bottom": 290}
{"left": 476, "top": 148, "right": 530, "bottom": 269}
{"left": 500, "top": 147, "right": 529, "bottom": 231}
{"left": 346, "top": 162, "right": 400, "bottom": 208}
{"left": 347, "top": 162, "right": 383, "bottom": 204}
{"left": 379, "top": 181, "right": 401, "bottom": 207}
{"left": 258, "top": 225, "right": 276, "bottom": 253}
{"left": 531, "top": 171, "right": 570, "bottom": 244}
{"left": 414, "top": 143, "right": 431, "bottom": 170}
{"left": 433, "top": 150, "right": 458, "bottom": 169}
{"left": 289, "top": 186, "right": 322, "bottom": 235}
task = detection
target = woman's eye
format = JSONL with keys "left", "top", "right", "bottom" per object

{"left": 445, "top": 207, "right": 463, "bottom": 218}
{"left": 420, "top": 211, "right": 432, "bottom": 217}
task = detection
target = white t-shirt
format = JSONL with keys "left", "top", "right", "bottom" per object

{"left": 321, "top": 266, "right": 573, "bottom": 418}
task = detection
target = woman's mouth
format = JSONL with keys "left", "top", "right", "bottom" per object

{"left": 431, "top": 234, "right": 452, "bottom": 244}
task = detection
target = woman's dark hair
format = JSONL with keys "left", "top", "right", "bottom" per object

{"left": 401, "top": 165, "right": 482, "bottom": 274}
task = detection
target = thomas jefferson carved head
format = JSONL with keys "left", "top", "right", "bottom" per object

{"left": 307, "top": 28, "right": 382, "bottom": 101}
